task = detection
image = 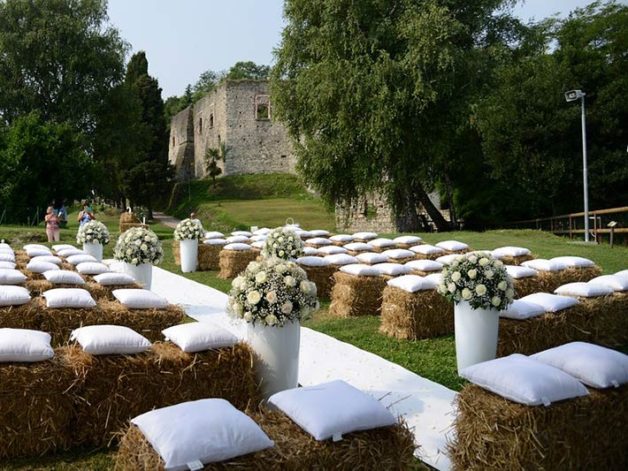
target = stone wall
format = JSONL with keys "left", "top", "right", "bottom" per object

{"left": 168, "top": 107, "right": 194, "bottom": 180}
{"left": 192, "top": 85, "right": 228, "bottom": 178}
{"left": 335, "top": 193, "right": 398, "bottom": 233}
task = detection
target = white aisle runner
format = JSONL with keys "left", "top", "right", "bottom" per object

{"left": 147, "top": 265, "right": 456, "bottom": 470}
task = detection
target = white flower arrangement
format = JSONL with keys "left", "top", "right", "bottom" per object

{"left": 76, "top": 220, "right": 109, "bottom": 245}
{"left": 261, "top": 226, "right": 305, "bottom": 260}
{"left": 227, "top": 258, "right": 319, "bottom": 327}
{"left": 113, "top": 227, "right": 163, "bottom": 266}
{"left": 438, "top": 252, "right": 514, "bottom": 311}
{"left": 174, "top": 218, "right": 204, "bottom": 240}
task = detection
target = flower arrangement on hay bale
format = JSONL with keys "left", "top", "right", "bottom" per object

{"left": 438, "top": 252, "right": 514, "bottom": 310}
{"left": 173, "top": 218, "right": 204, "bottom": 241}
{"left": 227, "top": 258, "right": 319, "bottom": 327}
{"left": 113, "top": 227, "right": 163, "bottom": 266}
{"left": 76, "top": 220, "right": 109, "bottom": 245}
{"left": 261, "top": 227, "right": 304, "bottom": 260}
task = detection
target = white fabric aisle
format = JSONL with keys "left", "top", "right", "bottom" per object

{"left": 143, "top": 265, "right": 456, "bottom": 470}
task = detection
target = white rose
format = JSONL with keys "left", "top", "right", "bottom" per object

{"left": 498, "top": 281, "right": 507, "bottom": 291}
{"left": 475, "top": 284, "right": 487, "bottom": 296}
{"left": 485, "top": 270, "right": 494, "bottom": 279}
{"left": 233, "top": 276, "right": 245, "bottom": 290}
{"left": 266, "top": 291, "right": 278, "bottom": 304}
{"left": 279, "top": 250, "right": 285, "bottom": 257}
{"left": 243, "top": 312, "right": 253, "bottom": 322}
{"left": 468, "top": 269, "right": 477, "bottom": 280}
{"left": 479, "top": 257, "right": 489, "bottom": 266}
{"left": 284, "top": 276, "right": 296, "bottom": 287}
{"left": 462, "top": 288, "right": 472, "bottom": 300}
{"left": 451, "top": 271, "right": 461, "bottom": 282}
{"left": 265, "top": 314, "right": 278, "bottom": 326}
{"left": 247, "top": 290, "right": 262, "bottom": 305}
{"left": 468, "top": 255, "right": 477, "bottom": 263}
{"left": 491, "top": 296, "right": 501, "bottom": 307}
{"left": 495, "top": 260, "right": 504, "bottom": 267}
{"left": 281, "top": 301, "right": 293, "bottom": 314}
{"left": 255, "top": 271, "right": 267, "bottom": 283}
{"left": 448, "top": 283, "right": 456, "bottom": 293}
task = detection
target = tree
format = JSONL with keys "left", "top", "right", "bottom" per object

{"left": 226, "top": 61, "right": 271, "bottom": 80}
{"left": 204, "top": 143, "right": 229, "bottom": 184}
{"left": 271, "top": 0, "right": 514, "bottom": 231}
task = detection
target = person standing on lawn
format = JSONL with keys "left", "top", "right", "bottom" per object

{"left": 44, "top": 206, "right": 60, "bottom": 242}
{"left": 77, "top": 200, "right": 95, "bottom": 226}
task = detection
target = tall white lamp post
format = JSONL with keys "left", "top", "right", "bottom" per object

{"left": 565, "top": 89, "right": 590, "bottom": 242}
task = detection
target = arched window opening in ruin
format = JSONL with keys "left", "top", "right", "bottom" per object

{"left": 255, "top": 94, "right": 271, "bottom": 120}
{"left": 198, "top": 117, "right": 203, "bottom": 133}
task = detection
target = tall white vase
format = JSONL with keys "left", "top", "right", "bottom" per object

{"left": 246, "top": 320, "right": 300, "bottom": 399}
{"left": 179, "top": 239, "right": 198, "bottom": 273}
{"left": 83, "top": 241, "right": 103, "bottom": 262}
{"left": 454, "top": 300, "right": 499, "bottom": 373}
{"left": 122, "top": 262, "right": 153, "bottom": 289}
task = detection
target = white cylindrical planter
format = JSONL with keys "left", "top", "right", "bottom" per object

{"left": 246, "top": 320, "right": 300, "bottom": 399}
{"left": 122, "top": 262, "right": 153, "bottom": 289}
{"left": 179, "top": 239, "right": 198, "bottom": 273}
{"left": 83, "top": 241, "right": 103, "bottom": 262}
{"left": 454, "top": 300, "right": 499, "bottom": 373}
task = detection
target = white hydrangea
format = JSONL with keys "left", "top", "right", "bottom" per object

{"left": 174, "top": 218, "right": 204, "bottom": 240}
{"left": 113, "top": 227, "right": 163, "bottom": 265}
{"left": 76, "top": 220, "right": 110, "bottom": 245}
{"left": 261, "top": 227, "right": 305, "bottom": 260}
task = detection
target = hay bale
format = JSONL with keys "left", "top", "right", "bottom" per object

{"left": 329, "top": 272, "right": 387, "bottom": 317}
{"left": 499, "top": 254, "right": 534, "bottom": 266}
{"left": 120, "top": 222, "right": 148, "bottom": 234}
{"left": 301, "top": 265, "right": 336, "bottom": 300}
{"left": 173, "top": 241, "right": 222, "bottom": 271}
{"left": 115, "top": 409, "right": 417, "bottom": 471}
{"left": 218, "top": 250, "right": 258, "bottom": 279}
{"left": 448, "top": 384, "right": 628, "bottom": 471}
{"left": 0, "top": 298, "right": 40, "bottom": 330}
{"left": 0, "top": 356, "right": 76, "bottom": 459}
{"left": 578, "top": 294, "right": 628, "bottom": 347}
{"left": 25, "top": 279, "right": 88, "bottom": 297}
{"left": 556, "top": 266, "right": 603, "bottom": 285}
{"left": 84, "top": 281, "right": 142, "bottom": 301}
{"left": 512, "top": 276, "right": 546, "bottom": 298}
{"left": 380, "top": 286, "right": 453, "bottom": 340}
{"left": 62, "top": 342, "right": 259, "bottom": 447}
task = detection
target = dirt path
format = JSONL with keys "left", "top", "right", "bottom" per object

{"left": 152, "top": 212, "right": 180, "bottom": 229}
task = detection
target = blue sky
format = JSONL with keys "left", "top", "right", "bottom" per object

{"left": 107, "top": 0, "right": 603, "bottom": 98}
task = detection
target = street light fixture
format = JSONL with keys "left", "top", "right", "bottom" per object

{"left": 565, "top": 89, "right": 590, "bottom": 242}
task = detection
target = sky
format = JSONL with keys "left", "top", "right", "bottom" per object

{"left": 107, "top": 0, "right": 606, "bottom": 99}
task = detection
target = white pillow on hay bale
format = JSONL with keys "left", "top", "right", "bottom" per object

{"left": 356, "top": 252, "right": 388, "bottom": 265}
{"left": 387, "top": 275, "right": 438, "bottom": 293}
{"left": 0, "top": 269, "right": 27, "bottom": 285}
{"left": 66, "top": 254, "right": 97, "bottom": 266}
{"left": 0, "top": 328, "right": 54, "bottom": 362}
{"left": 410, "top": 244, "right": 445, "bottom": 255}
{"left": 0, "top": 242, "right": 12, "bottom": 249}
{"left": 93, "top": 272, "right": 136, "bottom": 286}
{"left": 131, "top": 398, "right": 274, "bottom": 469}
{"left": 231, "top": 230, "right": 252, "bottom": 237}
{"left": 226, "top": 235, "right": 250, "bottom": 244}
{"left": 223, "top": 243, "right": 252, "bottom": 251}
{"left": 372, "top": 263, "right": 412, "bottom": 277}
{"left": 588, "top": 275, "right": 628, "bottom": 292}
{"left": 251, "top": 241, "right": 265, "bottom": 249}
{"left": 405, "top": 259, "right": 443, "bottom": 272}
{"left": 310, "top": 229, "right": 331, "bottom": 237}
{"left": 317, "top": 245, "right": 348, "bottom": 255}
{"left": 26, "top": 247, "right": 52, "bottom": 257}
{"left": 519, "top": 293, "right": 579, "bottom": 313}
{"left": 76, "top": 262, "right": 109, "bottom": 275}
{"left": 268, "top": 380, "right": 396, "bottom": 441}
{"left": 43, "top": 270, "right": 85, "bottom": 285}
{"left": 340, "top": 264, "right": 380, "bottom": 277}
{"left": 382, "top": 248, "right": 415, "bottom": 260}
{"left": 522, "top": 259, "right": 567, "bottom": 272}
{"left": 303, "top": 247, "right": 321, "bottom": 256}
{"left": 506, "top": 265, "right": 538, "bottom": 279}
{"left": 43, "top": 288, "right": 96, "bottom": 308}
{"left": 203, "top": 238, "right": 228, "bottom": 246}
{"left": 532, "top": 342, "right": 628, "bottom": 389}
{"left": 253, "top": 227, "right": 271, "bottom": 236}
{"left": 0, "top": 285, "right": 31, "bottom": 306}
{"left": 306, "top": 237, "right": 332, "bottom": 247}
{"left": 31, "top": 255, "right": 62, "bottom": 265}
{"left": 324, "top": 254, "right": 358, "bottom": 266}
{"left": 23, "top": 244, "right": 49, "bottom": 251}
{"left": 343, "top": 242, "right": 373, "bottom": 252}
{"left": 499, "top": 299, "right": 547, "bottom": 320}
{"left": 330, "top": 234, "right": 353, "bottom": 243}
{"left": 435, "top": 240, "right": 469, "bottom": 252}
{"left": 71, "top": 324, "right": 151, "bottom": 355}
{"left": 26, "top": 259, "right": 60, "bottom": 274}
{"left": 435, "top": 254, "right": 461, "bottom": 266}
{"left": 425, "top": 273, "right": 443, "bottom": 284}
{"left": 492, "top": 246, "right": 531, "bottom": 258}
{"left": 52, "top": 244, "right": 76, "bottom": 252}
{"left": 204, "top": 231, "right": 224, "bottom": 239}
{"left": 296, "top": 256, "right": 330, "bottom": 267}
{"left": 162, "top": 322, "right": 238, "bottom": 353}
{"left": 352, "top": 231, "right": 378, "bottom": 241}
{"left": 56, "top": 248, "right": 85, "bottom": 258}
{"left": 459, "top": 354, "right": 589, "bottom": 406}
{"left": 113, "top": 289, "right": 168, "bottom": 309}
{"left": 369, "top": 238, "right": 396, "bottom": 249}
{"left": 554, "top": 282, "right": 614, "bottom": 298}
{"left": 393, "top": 235, "right": 422, "bottom": 245}
{"left": 249, "top": 234, "right": 268, "bottom": 242}
{"left": 295, "top": 230, "right": 313, "bottom": 239}
{"left": 550, "top": 256, "right": 595, "bottom": 268}
{"left": 0, "top": 252, "right": 16, "bottom": 262}
{"left": 0, "top": 261, "right": 16, "bottom": 269}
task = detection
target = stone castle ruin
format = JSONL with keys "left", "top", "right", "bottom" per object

{"left": 168, "top": 80, "right": 296, "bottom": 180}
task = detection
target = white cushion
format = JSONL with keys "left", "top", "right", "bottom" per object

{"left": 550, "top": 256, "right": 595, "bottom": 268}
{"left": 268, "top": 380, "right": 396, "bottom": 441}
{"left": 303, "top": 247, "right": 321, "bottom": 256}
{"left": 435, "top": 254, "right": 461, "bottom": 266}
{"left": 225, "top": 235, "right": 250, "bottom": 244}
{"left": 339, "top": 264, "right": 380, "bottom": 277}
{"left": 66, "top": 254, "right": 97, "bottom": 265}
{"left": 372, "top": 263, "right": 411, "bottom": 276}
{"left": 410, "top": 244, "right": 445, "bottom": 255}
{"left": 343, "top": 242, "right": 373, "bottom": 252}
{"left": 393, "top": 235, "right": 422, "bottom": 245}
{"left": 425, "top": 273, "right": 443, "bottom": 285}
{"left": 492, "top": 246, "right": 531, "bottom": 258}
{"left": 532, "top": 342, "right": 628, "bottom": 389}
{"left": 0, "top": 243, "right": 11, "bottom": 250}
{"left": 330, "top": 234, "right": 353, "bottom": 243}
{"left": 522, "top": 259, "right": 567, "bottom": 272}
{"left": 23, "top": 244, "right": 49, "bottom": 251}
{"left": 0, "top": 261, "right": 16, "bottom": 269}
{"left": 0, "top": 286, "right": 31, "bottom": 306}
{"left": 324, "top": 254, "right": 358, "bottom": 266}
{"left": 93, "top": 272, "right": 136, "bottom": 286}
{"left": 70, "top": 325, "right": 151, "bottom": 355}
{"left": 295, "top": 230, "right": 312, "bottom": 239}
{"left": 356, "top": 252, "right": 388, "bottom": 265}
{"left": 162, "top": 322, "right": 237, "bottom": 353}
{"left": 306, "top": 237, "right": 332, "bottom": 246}
{"left": 310, "top": 229, "right": 331, "bottom": 237}
{"left": 519, "top": 293, "right": 579, "bottom": 312}
{"left": 554, "top": 282, "right": 614, "bottom": 298}
{"left": 317, "top": 245, "right": 348, "bottom": 255}
{"left": 405, "top": 259, "right": 443, "bottom": 272}
{"left": 435, "top": 240, "right": 469, "bottom": 251}
{"left": 113, "top": 289, "right": 168, "bottom": 309}
{"left": 615, "top": 269, "right": 628, "bottom": 278}
{"left": 0, "top": 253, "right": 15, "bottom": 262}
{"left": 499, "top": 299, "right": 547, "bottom": 320}
{"left": 253, "top": 227, "right": 271, "bottom": 235}
{"left": 460, "top": 354, "right": 589, "bottom": 405}
{"left": 26, "top": 247, "right": 52, "bottom": 257}
{"left": 223, "top": 243, "right": 252, "bottom": 251}
{"left": 204, "top": 231, "right": 225, "bottom": 239}
{"left": 0, "top": 269, "right": 27, "bottom": 285}
{"left": 249, "top": 235, "right": 267, "bottom": 242}
{"left": 588, "top": 275, "right": 628, "bottom": 292}
{"left": 43, "top": 288, "right": 96, "bottom": 308}
{"left": 382, "top": 249, "right": 415, "bottom": 260}
{"left": 31, "top": 255, "right": 62, "bottom": 265}
{"left": 52, "top": 244, "right": 76, "bottom": 252}
{"left": 251, "top": 241, "right": 265, "bottom": 249}
{"left": 351, "top": 232, "right": 378, "bottom": 241}
{"left": 231, "top": 230, "right": 252, "bottom": 237}
{"left": 76, "top": 262, "right": 110, "bottom": 275}
{"left": 0, "top": 328, "right": 54, "bottom": 362}
{"left": 43, "top": 270, "right": 85, "bottom": 285}
{"left": 297, "top": 256, "right": 330, "bottom": 267}
{"left": 203, "top": 238, "right": 228, "bottom": 246}
{"left": 369, "top": 238, "right": 396, "bottom": 248}
{"left": 26, "top": 260, "right": 60, "bottom": 273}
{"left": 131, "top": 398, "right": 274, "bottom": 470}
{"left": 57, "top": 248, "right": 85, "bottom": 257}
{"left": 387, "top": 275, "right": 438, "bottom": 293}
{"left": 505, "top": 265, "right": 538, "bottom": 279}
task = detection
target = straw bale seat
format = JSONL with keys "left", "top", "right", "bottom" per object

{"left": 329, "top": 271, "right": 387, "bottom": 317}
{"left": 218, "top": 249, "right": 258, "bottom": 279}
